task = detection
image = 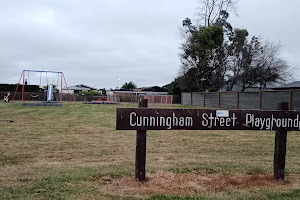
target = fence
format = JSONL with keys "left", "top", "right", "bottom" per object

{"left": 144, "top": 95, "right": 173, "bottom": 104}
{"left": 0, "top": 91, "right": 103, "bottom": 102}
{"left": 182, "top": 90, "right": 300, "bottom": 110}
{"left": 107, "top": 93, "right": 177, "bottom": 104}
{"left": 1, "top": 91, "right": 179, "bottom": 104}
{"left": 107, "top": 93, "right": 145, "bottom": 103}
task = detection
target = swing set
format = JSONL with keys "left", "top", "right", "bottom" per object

{"left": 12, "top": 70, "right": 72, "bottom": 106}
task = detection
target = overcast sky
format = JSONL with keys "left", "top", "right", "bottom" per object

{"left": 0, "top": 0, "right": 299, "bottom": 89}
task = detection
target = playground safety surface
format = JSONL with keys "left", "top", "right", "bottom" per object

{"left": 21, "top": 102, "right": 62, "bottom": 107}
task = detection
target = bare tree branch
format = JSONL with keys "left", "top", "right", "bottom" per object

{"left": 196, "top": 0, "right": 238, "bottom": 26}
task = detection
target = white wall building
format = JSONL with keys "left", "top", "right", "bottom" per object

{"left": 62, "top": 84, "right": 99, "bottom": 94}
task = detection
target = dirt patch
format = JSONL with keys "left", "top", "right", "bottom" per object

{"left": 97, "top": 171, "right": 284, "bottom": 197}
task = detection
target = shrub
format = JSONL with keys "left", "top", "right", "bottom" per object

{"left": 80, "top": 90, "right": 101, "bottom": 96}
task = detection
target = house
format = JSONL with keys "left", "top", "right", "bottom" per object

{"left": 107, "top": 86, "right": 172, "bottom": 103}
{"left": 139, "top": 86, "right": 168, "bottom": 95}
{"left": 62, "top": 84, "right": 99, "bottom": 94}
{"left": 106, "top": 89, "right": 145, "bottom": 102}
{"left": 219, "top": 82, "right": 281, "bottom": 92}
{"left": 272, "top": 81, "right": 300, "bottom": 90}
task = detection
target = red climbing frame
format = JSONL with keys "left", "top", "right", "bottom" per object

{"left": 91, "top": 96, "right": 117, "bottom": 104}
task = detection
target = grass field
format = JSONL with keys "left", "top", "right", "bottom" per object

{"left": 0, "top": 101, "right": 300, "bottom": 200}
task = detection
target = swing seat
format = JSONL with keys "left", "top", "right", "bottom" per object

{"left": 31, "top": 95, "right": 38, "bottom": 101}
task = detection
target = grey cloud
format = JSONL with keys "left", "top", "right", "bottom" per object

{"left": 0, "top": 0, "right": 299, "bottom": 89}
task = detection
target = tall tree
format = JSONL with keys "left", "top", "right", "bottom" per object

{"left": 243, "top": 41, "right": 291, "bottom": 90}
{"left": 180, "top": 7, "right": 234, "bottom": 92}
{"left": 179, "top": 0, "right": 236, "bottom": 92}
{"left": 163, "top": 79, "right": 183, "bottom": 95}
{"left": 121, "top": 81, "right": 137, "bottom": 90}
{"left": 226, "top": 28, "right": 250, "bottom": 91}
{"left": 208, "top": 43, "right": 229, "bottom": 91}
{"left": 177, "top": 0, "right": 291, "bottom": 93}
{"left": 180, "top": 25, "right": 224, "bottom": 91}
{"left": 226, "top": 32, "right": 291, "bottom": 91}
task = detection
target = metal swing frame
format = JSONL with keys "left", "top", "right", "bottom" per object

{"left": 12, "top": 70, "right": 72, "bottom": 106}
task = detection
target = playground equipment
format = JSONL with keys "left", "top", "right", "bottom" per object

{"left": 3, "top": 92, "right": 10, "bottom": 102}
{"left": 12, "top": 70, "right": 72, "bottom": 106}
{"left": 83, "top": 96, "right": 118, "bottom": 104}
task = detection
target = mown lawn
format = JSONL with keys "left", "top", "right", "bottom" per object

{"left": 0, "top": 101, "right": 299, "bottom": 199}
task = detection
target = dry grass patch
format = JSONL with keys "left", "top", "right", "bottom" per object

{"left": 1, "top": 102, "right": 300, "bottom": 199}
{"left": 96, "top": 171, "right": 287, "bottom": 197}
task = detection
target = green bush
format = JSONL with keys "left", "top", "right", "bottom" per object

{"left": 80, "top": 90, "right": 101, "bottom": 96}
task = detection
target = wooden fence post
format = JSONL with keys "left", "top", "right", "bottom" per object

{"left": 203, "top": 93, "right": 205, "bottom": 107}
{"left": 181, "top": 92, "right": 183, "bottom": 105}
{"left": 236, "top": 92, "right": 239, "bottom": 109}
{"left": 135, "top": 98, "right": 148, "bottom": 181}
{"left": 289, "top": 90, "right": 292, "bottom": 110}
{"left": 273, "top": 102, "right": 288, "bottom": 181}
{"left": 218, "top": 92, "right": 220, "bottom": 108}
{"left": 259, "top": 91, "right": 262, "bottom": 109}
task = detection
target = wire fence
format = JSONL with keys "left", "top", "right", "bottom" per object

{"left": 182, "top": 90, "right": 300, "bottom": 110}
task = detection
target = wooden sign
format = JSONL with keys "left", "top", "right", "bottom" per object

{"left": 117, "top": 108, "right": 300, "bottom": 131}
{"left": 117, "top": 101, "right": 293, "bottom": 182}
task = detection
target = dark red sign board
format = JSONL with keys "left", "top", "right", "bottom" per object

{"left": 116, "top": 108, "right": 300, "bottom": 131}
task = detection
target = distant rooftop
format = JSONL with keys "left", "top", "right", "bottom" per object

{"left": 140, "top": 86, "right": 168, "bottom": 92}
{"left": 63, "top": 84, "right": 98, "bottom": 90}
{"left": 273, "top": 81, "right": 300, "bottom": 90}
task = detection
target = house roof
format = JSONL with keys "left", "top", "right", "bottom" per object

{"left": 113, "top": 88, "right": 134, "bottom": 92}
{"left": 63, "top": 84, "right": 98, "bottom": 90}
{"left": 219, "top": 82, "right": 283, "bottom": 91}
{"left": 140, "top": 86, "right": 168, "bottom": 92}
{"left": 273, "top": 81, "right": 300, "bottom": 89}
{"left": 107, "top": 90, "right": 145, "bottom": 95}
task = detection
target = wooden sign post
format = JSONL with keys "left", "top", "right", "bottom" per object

{"left": 135, "top": 98, "right": 148, "bottom": 181}
{"left": 274, "top": 102, "right": 288, "bottom": 181}
{"left": 116, "top": 102, "right": 299, "bottom": 182}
